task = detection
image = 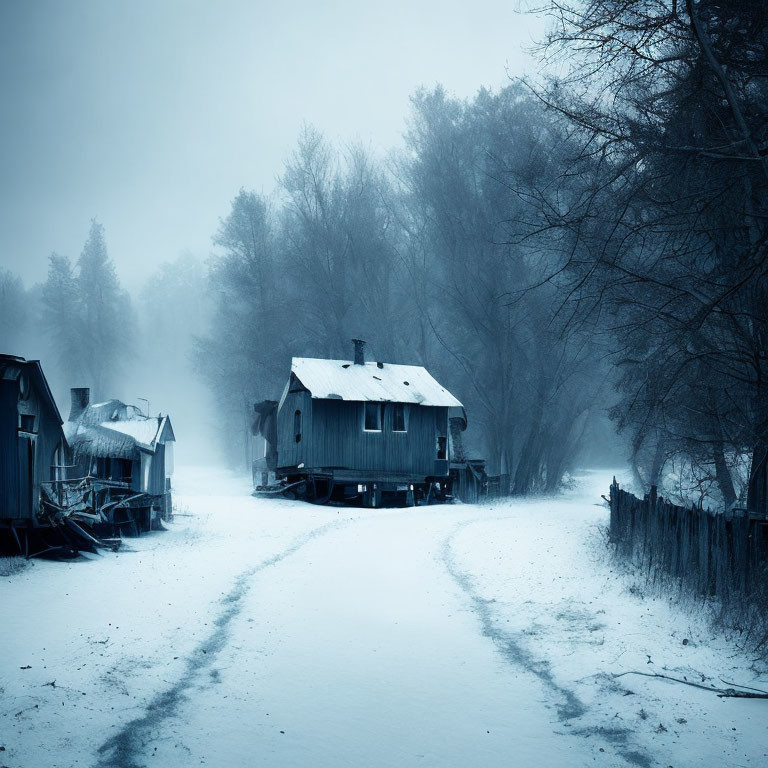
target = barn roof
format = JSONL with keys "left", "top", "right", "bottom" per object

{"left": 289, "top": 357, "right": 462, "bottom": 407}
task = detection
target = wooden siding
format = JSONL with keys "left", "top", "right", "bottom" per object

{"left": 0, "top": 379, "right": 20, "bottom": 517}
{"left": 148, "top": 443, "right": 166, "bottom": 496}
{"left": 1, "top": 367, "right": 66, "bottom": 521}
{"left": 276, "top": 389, "right": 313, "bottom": 470}
{"left": 130, "top": 459, "right": 141, "bottom": 492}
{"left": 278, "top": 398, "right": 448, "bottom": 477}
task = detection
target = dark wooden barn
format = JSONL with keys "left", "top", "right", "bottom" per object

{"left": 0, "top": 355, "right": 67, "bottom": 548}
{"left": 258, "top": 340, "right": 466, "bottom": 505}
{"left": 64, "top": 388, "right": 175, "bottom": 530}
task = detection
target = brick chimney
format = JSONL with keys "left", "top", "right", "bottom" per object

{"left": 352, "top": 338, "right": 366, "bottom": 365}
{"left": 69, "top": 387, "right": 90, "bottom": 421}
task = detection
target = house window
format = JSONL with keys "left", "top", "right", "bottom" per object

{"left": 364, "top": 402, "right": 383, "bottom": 431}
{"left": 51, "top": 441, "right": 64, "bottom": 483}
{"left": 18, "top": 414, "right": 35, "bottom": 433}
{"left": 118, "top": 459, "right": 133, "bottom": 483}
{"left": 294, "top": 410, "right": 302, "bottom": 442}
{"left": 437, "top": 435, "right": 447, "bottom": 460}
{"left": 392, "top": 403, "right": 407, "bottom": 432}
{"left": 142, "top": 456, "right": 151, "bottom": 491}
{"left": 18, "top": 373, "right": 30, "bottom": 400}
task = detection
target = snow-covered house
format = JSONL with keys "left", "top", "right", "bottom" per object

{"left": 65, "top": 388, "right": 175, "bottom": 527}
{"left": 257, "top": 339, "right": 465, "bottom": 505}
{"left": 0, "top": 355, "right": 67, "bottom": 550}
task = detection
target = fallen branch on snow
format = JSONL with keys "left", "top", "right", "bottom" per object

{"left": 612, "top": 671, "right": 768, "bottom": 699}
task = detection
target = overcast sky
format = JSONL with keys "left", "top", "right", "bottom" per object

{"left": 0, "top": 0, "right": 545, "bottom": 292}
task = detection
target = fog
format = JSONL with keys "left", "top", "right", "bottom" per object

{"left": 4, "top": 6, "right": 768, "bottom": 763}
{"left": 3, "top": 0, "right": 765, "bottom": 505}
{"left": 1, "top": 0, "right": 543, "bottom": 292}
{"left": 1, "top": 0, "right": 547, "bottom": 465}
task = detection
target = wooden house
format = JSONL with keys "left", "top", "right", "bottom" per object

{"left": 260, "top": 340, "right": 464, "bottom": 505}
{"left": 64, "top": 388, "right": 175, "bottom": 530}
{"left": 0, "top": 355, "right": 67, "bottom": 549}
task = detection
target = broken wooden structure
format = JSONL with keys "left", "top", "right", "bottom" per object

{"left": 64, "top": 387, "right": 175, "bottom": 534}
{"left": 252, "top": 339, "right": 487, "bottom": 506}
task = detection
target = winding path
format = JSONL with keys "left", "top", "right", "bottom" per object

{"left": 98, "top": 498, "right": 625, "bottom": 767}
{"left": 8, "top": 468, "right": 760, "bottom": 768}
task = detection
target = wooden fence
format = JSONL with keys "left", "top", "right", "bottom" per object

{"left": 609, "top": 480, "right": 768, "bottom": 606}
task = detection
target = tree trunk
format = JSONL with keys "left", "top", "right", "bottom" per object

{"left": 747, "top": 441, "right": 768, "bottom": 514}
{"left": 713, "top": 441, "right": 736, "bottom": 508}
{"left": 512, "top": 400, "right": 544, "bottom": 495}
{"left": 648, "top": 437, "right": 666, "bottom": 489}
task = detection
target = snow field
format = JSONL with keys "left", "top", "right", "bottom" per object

{"left": 1, "top": 467, "right": 766, "bottom": 767}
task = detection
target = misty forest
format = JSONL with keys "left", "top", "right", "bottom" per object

{"left": 2, "top": 2, "right": 768, "bottom": 767}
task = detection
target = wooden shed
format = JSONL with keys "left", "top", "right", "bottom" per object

{"left": 266, "top": 340, "right": 463, "bottom": 505}
{"left": 0, "top": 355, "right": 67, "bottom": 547}
{"left": 64, "top": 388, "right": 175, "bottom": 529}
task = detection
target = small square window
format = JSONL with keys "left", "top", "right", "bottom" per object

{"left": 364, "top": 402, "right": 383, "bottom": 431}
{"left": 19, "top": 414, "right": 35, "bottom": 433}
{"left": 393, "top": 403, "right": 407, "bottom": 432}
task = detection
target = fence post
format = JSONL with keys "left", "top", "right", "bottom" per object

{"left": 606, "top": 481, "right": 756, "bottom": 607}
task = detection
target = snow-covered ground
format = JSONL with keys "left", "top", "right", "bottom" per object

{"left": 2, "top": 467, "right": 766, "bottom": 767}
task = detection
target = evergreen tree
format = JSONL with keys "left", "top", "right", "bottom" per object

{"left": 42, "top": 253, "right": 84, "bottom": 380}
{"left": 41, "top": 220, "right": 134, "bottom": 400}
{"left": 76, "top": 220, "right": 133, "bottom": 397}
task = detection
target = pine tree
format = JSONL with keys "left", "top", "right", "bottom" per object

{"left": 42, "top": 253, "right": 84, "bottom": 380}
{"left": 76, "top": 220, "right": 132, "bottom": 397}
{"left": 41, "top": 221, "right": 134, "bottom": 400}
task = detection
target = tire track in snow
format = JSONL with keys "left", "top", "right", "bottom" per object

{"left": 441, "top": 520, "right": 654, "bottom": 768}
{"left": 441, "top": 521, "right": 586, "bottom": 722}
{"left": 95, "top": 518, "right": 347, "bottom": 768}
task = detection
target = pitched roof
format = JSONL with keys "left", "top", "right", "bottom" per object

{"left": 65, "top": 401, "right": 173, "bottom": 460}
{"left": 64, "top": 421, "right": 140, "bottom": 460}
{"left": 96, "top": 416, "right": 171, "bottom": 451}
{"left": 0, "top": 354, "right": 64, "bottom": 425}
{"left": 289, "top": 357, "right": 462, "bottom": 407}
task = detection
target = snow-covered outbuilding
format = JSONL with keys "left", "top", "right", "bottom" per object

{"left": 257, "top": 339, "right": 465, "bottom": 505}
{"left": 0, "top": 355, "right": 67, "bottom": 549}
{"left": 65, "top": 388, "right": 175, "bottom": 526}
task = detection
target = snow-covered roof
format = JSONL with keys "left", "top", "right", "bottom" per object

{"left": 66, "top": 403, "right": 173, "bottom": 460}
{"left": 102, "top": 416, "right": 170, "bottom": 452}
{"left": 64, "top": 421, "right": 138, "bottom": 460}
{"left": 289, "top": 357, "right": 462, "bottom": 407}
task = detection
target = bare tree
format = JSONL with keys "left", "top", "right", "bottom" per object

{"left": 527, "top": 0, "right": 768, "bottom": 501}
{"left": 401, "top": 85, "right": 605, "bottom": 490}
{"left": 195, "top": 190, "right": 285, "bottom": 467}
